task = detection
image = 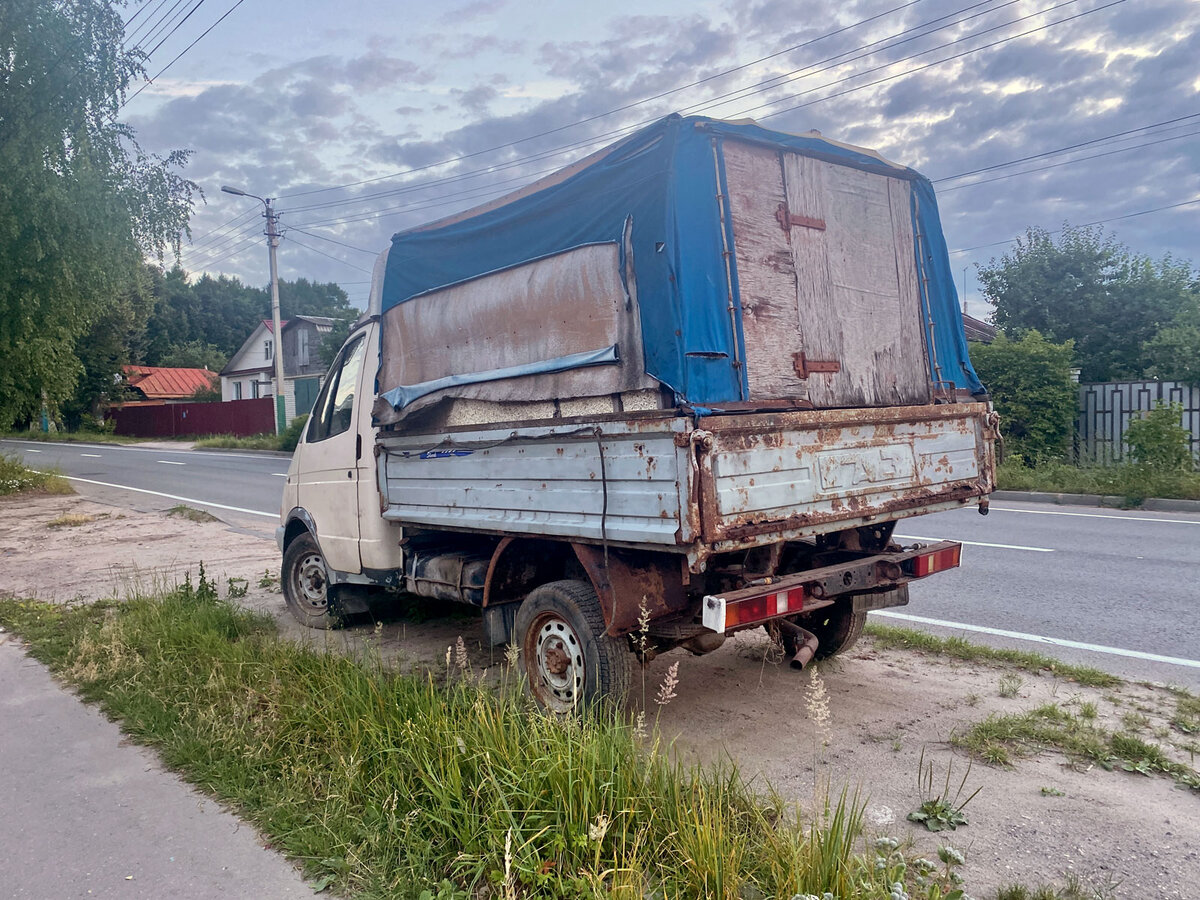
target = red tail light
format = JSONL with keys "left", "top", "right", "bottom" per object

{"left": 909, "top": 544, "right": 961, "bottom": 577}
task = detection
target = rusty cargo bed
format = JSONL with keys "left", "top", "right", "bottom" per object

{"left": 376, "top": 401, "right": 996, "bottom": 569}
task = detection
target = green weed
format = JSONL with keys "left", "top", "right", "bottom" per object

{"left": 866, "top": 624, "right": 1120, "bottom": 688}
{"left": 907, "top": 747, "right": 980, "bottom": 832}
{"left": 0, "top": 454, "right": 73, "bottom": 496}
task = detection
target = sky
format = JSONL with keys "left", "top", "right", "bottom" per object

{"left": 120, "top": 0, "right": 1200, "bottom": 317}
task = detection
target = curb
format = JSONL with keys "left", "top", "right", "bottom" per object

{"left": 190, "top": 446, "right": 294, "bottom": 458}
{"left": 991, "top": 490, "right": 1200, "bottom": 514}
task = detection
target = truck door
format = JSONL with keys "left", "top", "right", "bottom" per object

{"left": 723, "top": 141, "right": 932, "bottom": 408}
{"left": 297, "top": 333, "right": 367, "bottom": 573}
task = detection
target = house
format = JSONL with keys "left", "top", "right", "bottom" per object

{"left": 962, "top": 313, "right": 998, "bottom": 343}
{"left": 219, "top": 316, "right": 335, "bottom": 422}
{"left": 122, "top": 365, "right": 219, "bottom": 406}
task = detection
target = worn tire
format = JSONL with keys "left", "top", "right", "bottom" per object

{"left": 514, "top": 579, "right": 632, "bottom": 712}
{"left": 281, "top": 532, "right": 340, "bottom": 629}
{"left": 797, "top": 606, "right": 866, "bottom": 660}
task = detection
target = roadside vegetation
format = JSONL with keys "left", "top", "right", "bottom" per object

{"left": 194, "top": 414, "right": 309, "bottom": 453}
{"left": 2, "top": 575, "right": 1100, "bottom": 900}
{"left": 995, "top": 457, "right": 1200, "bottom": 503}
{"left": 865, "top": 624, "right": 1121, "bottom": 688}
{"left": 954, "top": 702, "right": 1200, "bottom": 792}
{"left": 0, "top": 454, "right": 72, "bottom": 497}
{"left": 0, "top": 428, "right": 150, "bottom": 445}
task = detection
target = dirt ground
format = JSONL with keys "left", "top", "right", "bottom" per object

{"left": 2, "top": 491, "right": 1197, "bottom": 899}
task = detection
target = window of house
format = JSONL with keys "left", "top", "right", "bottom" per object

{"left": 233, "top": 381, "right": 243, "bottom": 400}
{"left": 251, "top": 380, "right": 261, "bottom": 399}
{"left": 298, "top": 328, "right": 309, "bottom": 367}
{"left": 264, "top": 339, "right": 273, "bottom": 360}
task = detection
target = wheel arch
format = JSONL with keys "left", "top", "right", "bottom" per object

{"left": 483, "top": 538, "right": 691, "bottom": 637}
{"left": 281, "top": 508, "right": 319, "bottom": 552}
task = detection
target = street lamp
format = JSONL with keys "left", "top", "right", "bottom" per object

{"left": 222, "top": 184, "right": 286, "bottom": 435}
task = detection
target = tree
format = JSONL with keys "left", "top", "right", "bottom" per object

{"left": 978, "top": 226, "right": 1194, "bottom": 383}
{"left": 0, "top": 0, "right": 195, "bottom": 428}
{"left": 1143, "top": 299, "right": 1200, "bottom": 386}
{"left": 970, "top": 331, "right": 1078, "bottom": 464}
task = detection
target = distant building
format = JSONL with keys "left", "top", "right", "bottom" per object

{"left": 121, "top": 365, "right": 219, "bottom": 406}
{"left": 962, "top": 313, "right": 997, "bottom": 343}
{"left": 219, "top": 316, "right": 335, "bottom": 422}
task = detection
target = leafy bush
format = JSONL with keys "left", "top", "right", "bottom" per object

{"left": 970, "top": 331, "right": 1078, "bottom": 464}
{"left": 278, "top": 413, "right": 308, "bottom": 452}
{"left": 1123, "top": 402, "right": 1194, "bottom": 472}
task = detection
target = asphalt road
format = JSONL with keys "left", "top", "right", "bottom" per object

{"left": 4, "top": 438, "right": 1198, "bottom": 688}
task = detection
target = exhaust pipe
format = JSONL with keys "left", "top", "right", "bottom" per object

{"left": 776, "top": 619, "right": 820, "bottom": 670}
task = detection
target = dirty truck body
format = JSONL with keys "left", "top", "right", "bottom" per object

{"left": 278, "top": 115, "right": 996, "bottom": 709}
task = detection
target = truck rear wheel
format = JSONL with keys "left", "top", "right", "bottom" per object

{"left": 282, "top": 532, "right": 341, "bottom": 630}
{"left": 515, "top": 580, "right": 632, "bottom": 712}
{"left": 794, "top": 606, "right": 866, "bottom": 660}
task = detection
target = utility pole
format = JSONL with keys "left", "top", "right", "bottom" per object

{"left": 264, "top": 199, "right": 286, "bottom": 435}
{"left": 222, "top": 185, "right": 286, "bottom": 434}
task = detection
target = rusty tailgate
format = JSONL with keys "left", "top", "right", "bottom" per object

{"left": 694, "top": 403, "right": 996, "bottom": 542}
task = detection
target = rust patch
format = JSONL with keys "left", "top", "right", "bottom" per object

{"left": 572, "top": 544, "right": 691, "bottom": 636}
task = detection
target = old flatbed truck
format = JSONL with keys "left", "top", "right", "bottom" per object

{"left": 277, "top": 115, "right": 997, "bottom": 710}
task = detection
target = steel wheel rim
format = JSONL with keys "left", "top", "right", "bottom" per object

{"left": 527, "top": 612, "right": 585, "bottom": 712}
{"left": 294, "top": 551, "right": 328, "bottom": 612}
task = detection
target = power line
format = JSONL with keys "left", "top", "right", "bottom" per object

{"left": 276, "top": 0, "right": 935, "bottom": 202}
{"left": 748, "top": 0, "right": 1122, "bottom": 120}
{"left": 283, "top": 235, "right": 375, "bottom": 274}
{"left": 285, "top": 0, "right": 1110, "bottom": 233}
{"left": 285, "top": 226, "right": 377, "bottom": 255}
{"left": 949, "top": 198, "right": 1200, "bottom": 255}
{"left": 936, "top": 127, "right": 1200, "bottom": 193}
{"left": 123, "top": 0, "right": 249, "bottom": 106}
{"left": 935, "top": 111, "right": 1200, "bottom": 183}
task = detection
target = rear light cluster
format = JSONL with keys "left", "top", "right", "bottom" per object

{"left": 702, "top": 585, "right": 806, "bottom": 634}
{"left": 907, "top": 544, "right": 962, "bottom": 577}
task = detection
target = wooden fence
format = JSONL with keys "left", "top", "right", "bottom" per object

{"left": 112, "top": 398, "right": 275, "bottom": 438}
{"left": 1077, "top": 381, "right": 1200, "bottom": 465}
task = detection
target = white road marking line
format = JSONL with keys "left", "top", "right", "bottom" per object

{"left": 874, "top": 610, "right": 1200, "bottom": 670}
{"left": 24, "top": 449, "right": 41, "bottom": 453}
{"left": 80, "top": 453, "right": 102, "bottom": 458}
{"left": 895, "top": 534, "right": 1054, "bottom": 553}
{"left": 157, "top": 460, "right": 185, "bottom": 465}
{"left": 272, "top": 473, "right": 288, "bottom": 477}
{"left": 55, "top": 475, "right": 277, "bottom": 519}
{"left": 990, "top": 506, "right": 1200, "bottom": 526}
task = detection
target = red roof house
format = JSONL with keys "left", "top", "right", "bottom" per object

{"left": 122, "top": 365, "right": 219, "bottom": 405}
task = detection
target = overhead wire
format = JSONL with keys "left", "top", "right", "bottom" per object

{"left": 123, "top": 0, "right": 250, "bottom": 106}
{"left": 284, "top": 0, "right": 1128, "bottom": 234}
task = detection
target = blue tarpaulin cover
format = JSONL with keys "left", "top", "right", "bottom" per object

{"left": 380, "top": 114, "right": 984, "bottom": 410}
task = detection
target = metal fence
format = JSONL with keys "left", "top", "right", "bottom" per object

{"left": 1077, "top": 381, "right": 1200, "bottom": 465}
{"left": 112, "top": 397, "right": 275, "bottom": 438}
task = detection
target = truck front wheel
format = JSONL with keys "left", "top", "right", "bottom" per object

{"left": 282, "top": 532, "right": 341, "bottom": 630}
{"left": 514, "top": 580, "right": 632, "bottom": 712}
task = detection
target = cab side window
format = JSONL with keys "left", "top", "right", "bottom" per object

{"left": 307, "top": 335, "right": 367, "bottom": 443}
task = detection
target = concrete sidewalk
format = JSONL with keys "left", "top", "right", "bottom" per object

{"left": 0, "top": 634, "right": 317, "bottom": 899}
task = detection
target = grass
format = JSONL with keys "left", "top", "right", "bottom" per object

{"left": 194, "top": 433, "right": 284, "bottom": 451}
{"left": 995, "top": 458, "right": 1200, "bottom": 504}
{"left": 167, "top": 504, "right": 220, "bottom": 523}
{"left": 953, "top": 702, "right": 1200, "bottom": 791}
{"left": 0, "top": 454, "right": 73, "bottom": 496}
{"left": 865, "top": 623, "right": 1122, "bottom": 688}
{"left": 0, "top": 577, "right": 987, "bottom": 900}
{"left": 0, "top": 429, "right": 151, "bottom": 445}
{"left": 46, "top": 513, "right": 97, "bottom": 528}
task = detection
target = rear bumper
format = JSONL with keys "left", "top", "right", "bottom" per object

{"left": 701, "top": 540, "right": 961, "bottom": 633}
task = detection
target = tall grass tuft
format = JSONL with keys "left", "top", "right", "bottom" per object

{"left": 1, "top": 580, "right": 981, "bottom": 899}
